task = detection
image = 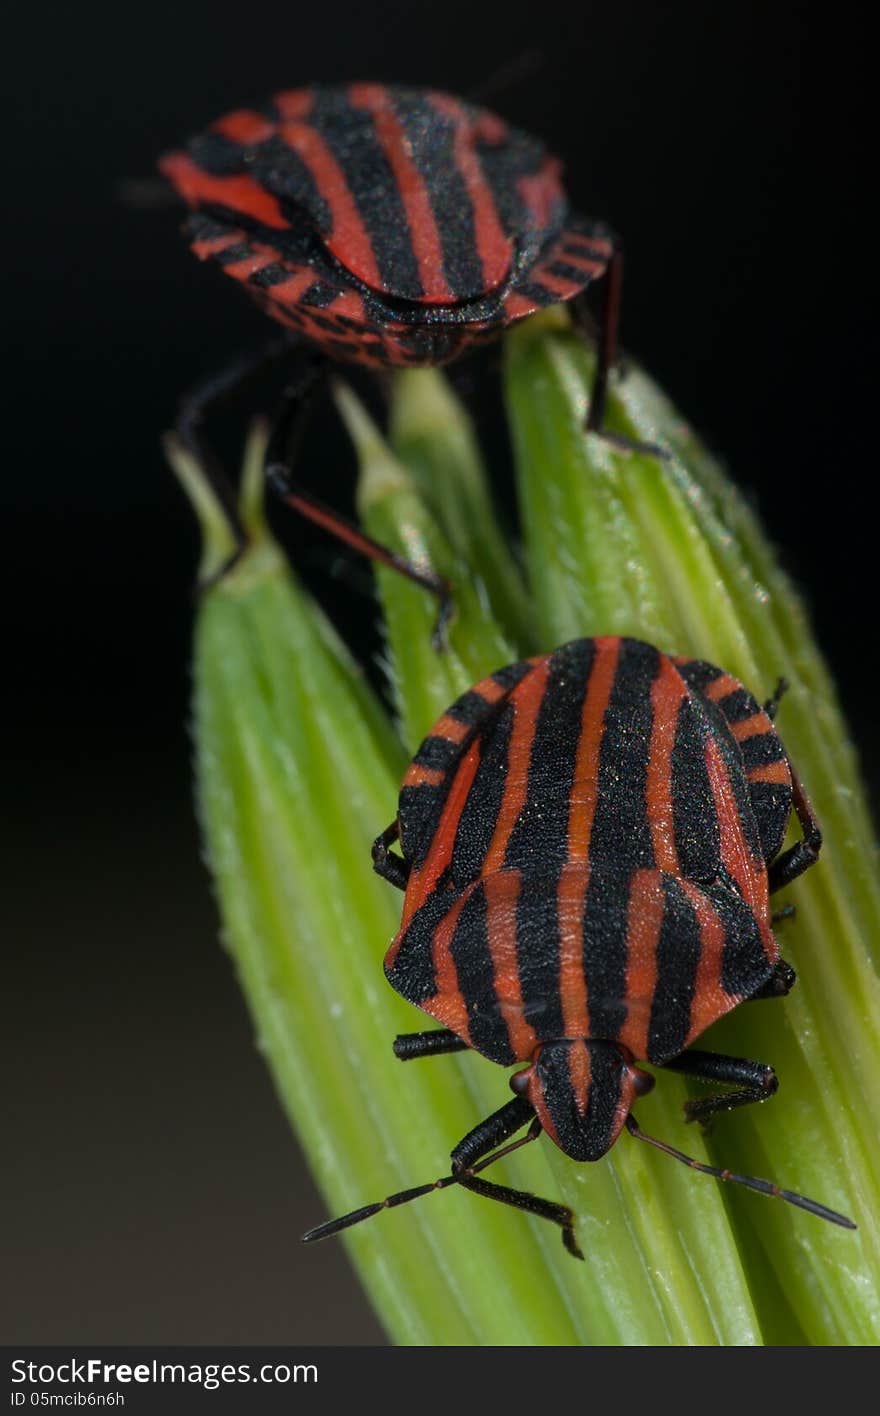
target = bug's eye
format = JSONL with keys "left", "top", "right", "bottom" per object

{"left": 510, "top": 1068, "right": 531, "bottom": 1096}
{"left": 630, "top": 1067, "right": 655, "bottom": 1098}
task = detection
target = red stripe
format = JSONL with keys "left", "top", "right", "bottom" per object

{"left": 678, "top": 882, "right": 740, "bottom": 1042}
{"left": 619, "top": 869, "right": 664, "bottom": 1058}
{"left": 558, "top": 639, "right": 620, "bottom": 1038}
{"left": 406, "top": 764, "right": 446, "bottom": 788}
{"left": 703, "top": 673, "right": 741, "bottom": 703}
{"left": 481, "top": 660, "right": 550, "bottom": 873}
{"left": 646, "top": 658, "right": 686, "bottom": 874}
{"left": 159, "top": 152, "right": 287, "bottom": 229}
{"left": 503, "top": 291, "right": 540, "bottom": 320}
{"left": 213, "top": 109, "right": 275, "bottom": 144}
{"left": 704, "top": 735, "right": 768, "bottom": 917}
{"left": 568, "top": 1040, "right": 592, "bottom": 1117}
{"left": 748, "top": 761, "right": 791, "bottom": 785}
{"left": 329, "top": 289, "right": 366, "bottom": 321}
{"left": 567, "top": 638, "right": 620, "bottom": 863}
{"left": 275, "top": 120, "right": 383, "bottom": 289}
{"left": 272, "top": 89, "right": 314, "bottom": 120}
{"left": 429, "top": 93, "right": 512, "bottom": 295}
{"left": 732, "top": 712, "right": 771, "bottom": 742}
{"left": 557, "top": 867, "right": 589, "bottom": 1038}
{"left": 348, "top": 83, "right": 453, "bottom": 303}
{"left": 555, "top": 248, "right": 606, "bottom": 276}
{"left": 401, "top": 738, "right": 482, "bottom": 930}
{"left": 263, "top": 267, "right": 321, "bottom": 307}
{"left": 428, "top": 892, "right": 473, "bottom": 1046}
{"left": 517, "top": 158, "right": 564, "bottom": 229}
{"left": 483, "top": 871, "right": 538, "bottom": 1061}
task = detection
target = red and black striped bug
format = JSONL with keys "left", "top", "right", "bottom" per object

{"left": 161, "top": 84, "right": 640, "bottom": 629}
{"left": 303, "top": 637, "right": 855, "bottom": 1256}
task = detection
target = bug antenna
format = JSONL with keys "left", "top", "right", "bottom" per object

{"left": 302, "top": 1174, "right": 459, "bottom": 1244}
{"left": 625, "top": 1115, "right": 856, "bottom": 1230}
{"left": 467, "top": 51, "right": 547, "bottom": 106}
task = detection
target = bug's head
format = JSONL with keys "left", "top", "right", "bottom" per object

{"left": 511, "top": 1040, "right": 654, "bottom": 1161}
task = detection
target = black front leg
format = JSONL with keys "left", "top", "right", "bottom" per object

{"left": 660, "top": 1049, "right": 778, "bottom": 1126}
{"left": 769, "top": 766, "right": 822, "bottom": 893}
{"left": 393, "top": 1029, "right": 469, "bottom": 1060}
{"left": 573, "top": 246, "right": 667, "bottom": 460}
{"left": 748, "top": 959, "right": 796, "bottom": 999}
{"left": 450, "top": 1099, "right": 583, "bottom": 1259}
{"left": 300, "top": 1094, "right": 581, "bottom": 1255}
{"left": 175, "top": 334, "right": 297, "bottom": 584}
{"left": 266, "top": 366, "right": 454, "bottom": 651}
{"left": 372, "top": 821, "right": 410, "bottom": 891}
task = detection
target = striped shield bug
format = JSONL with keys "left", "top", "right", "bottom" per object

{"left": 161, "top": 85, "right": 645, "bottom": 629}
{"left": 303, "top": 637, "right": 855, "bottom": 1256}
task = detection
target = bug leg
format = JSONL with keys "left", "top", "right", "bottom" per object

{"left": 175, "top": 335, "right": 296, "bottom": 588}
{"left": 746, "top": 959, "right": 797, "bottom": 998}
{"left": 371, "top": 821, "right": 410, "bottom": 891}
{"left": 584, "top": 244, "right": 621, "bottom": 436}
{"left": 574, "top": 249, "right": 668, "bottom": 460}
{"left": 302, "top": 1095, "right": 584, "bottom": 1256}
{"left": 625, "top": 1115, "right": 855, "bottom": 1229}
{"left": 393, "top": 1030, "right": 470, "bottom": 1060}
{"left": 267, "top": 472, "right": 454, "bottom": 650}
{"left": 451, "top": 1101, "right": 584, "bottom": 1259}
{"left": 660, "top": 1049, "right": 778, "bottom": 1127}
{"left": 770, "top": 903, "right": 796, "bottom": 926}
{"left": 768, "top": 766, "right": 822, "bottom": 893}
{"left": 266, "top": 372, "right": 454, "bottom": 651}
{"left": 763, "top": 677, "right": 789, "bottom": 720}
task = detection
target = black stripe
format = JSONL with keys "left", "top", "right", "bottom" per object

{"left": 717, "top": 688, "right": 757, "bottom": 724}
{"left": 513, "top": 872, "right": 565, "bottom": 1042}
{"left": 671, "top": 692, "right": 721, "bottom": 880}
{"left": 561, "top": 236, "right": 608, "bottom": 260}
{"left": 308, "top": 88, "right": 423, "bottom": 299}
{"left": 397, "top": 783, "right": 445, "bottom": 868}
{"left": 248, "top": 262, "right": 294, "bottom": 288}
{"left": 589, "top": 638, "right": 658, "bottom": 873}
{"left": 647, "top": 876, "right": 702, "bottom": 1063}
{"left": 451, "top": 703, "right": 514, "bottom": 882}
{"left": 383, "top": 892, "right": 449, "bottom": 1005}
{"left": 512, "top": 279, "right": 557, "bottom": 307}
{"left": 476, "top": 120, "right": 557, "bottom": 269}
{"left": 247, "top": 132, "right": 332, "bottom": 235}
{"left": 581, "top": 1044, "right": 624, "bottom": 1158}
{"left": 546, "top": 259, "right": 594, "bottom": 286}
{"left": 394, "top": 92, "right": 485, "bottom": 301}
{"left": 582, "top": 869, "right": 630, "bottom": 1041}
{"left": 535, "top": 1042, "right": 622, "bottom": 1161}
{"left": 213, "top": 241, "right": 254, "bottom": 265}
{"left": 300, "top": 280, "right": 340, "bottom": 308}
{"left": 399, "top": 668, "right": 531, "bottom": 869}
{"left": 450, "top": 883, "right": 515, "bottom": 1064}
{"left": 704, "top": 880, "right": 774, "bottom": 999}
{"left": 505, "top": 640, "right": 596, "bottom": 871}
{"left": 676, "top": 658, "right": 723, "bottom": 694}
{"left": 188, "top": 132, "right": 247, "bottom": 176}
{"left": 702, "top": 701, "right": 764, "bottom": 862}
{"left": 185, "top": 213, "right": 229, "bottom": 242}
{"left": 749, "top": 782, "right": 793, "bottom": 864}
{"left": 412, "top": 735, "right": 461, "bottom": 772}
{"left": 447, "top": 689, "right": 499, "bottom": 726}
{"left": 305, "top": 312, "right": 347, "bottom": 332}
{"left": 739, "top": 730, "right": 786, "bottom": 771}
{"left": 492, "top": 660, "right": 534, "bottom": 691}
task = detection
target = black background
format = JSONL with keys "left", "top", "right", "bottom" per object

{"left": 5, "top": 1, "right": 872, "bottom": 1345}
